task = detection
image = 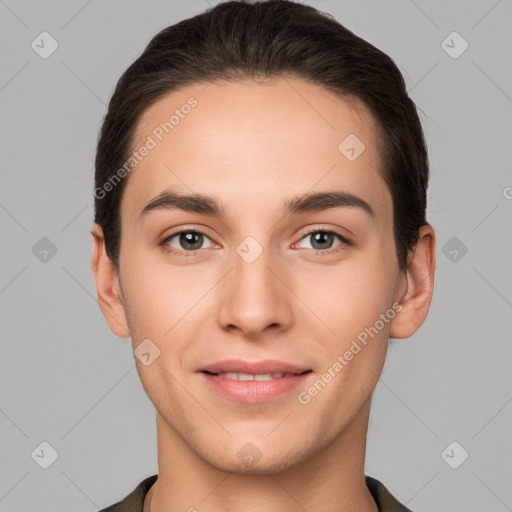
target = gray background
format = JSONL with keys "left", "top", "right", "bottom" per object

{"left": 1, "top": 0, "right": 511, "bottom": 510}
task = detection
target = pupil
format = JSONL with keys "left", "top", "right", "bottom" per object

{"left": 181, "top": 232, "right": 202, "bottom": 250}
{"left": 312, "top": 232, "right": 332, "bottom": 250}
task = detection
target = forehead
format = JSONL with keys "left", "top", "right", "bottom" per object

{"left": 123, "top": 77, "right": 390, "bottom": 222}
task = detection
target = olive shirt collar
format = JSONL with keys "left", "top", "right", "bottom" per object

{"left": 98, "top": 474, "right": 414, "bottom": 512}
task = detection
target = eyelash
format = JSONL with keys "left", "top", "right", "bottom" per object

{"left": 159, "top": 227, "right": 353, "bottom": 258}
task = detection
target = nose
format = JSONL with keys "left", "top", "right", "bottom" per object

{"left": 216, "top": 242, "right": 293, "bottom": 339}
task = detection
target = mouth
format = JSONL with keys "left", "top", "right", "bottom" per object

{"left": 199, "top": 359, "right": 313, "bottom": 403}
{"left": 202, "top": 370, "right": 309, "bottom": 381}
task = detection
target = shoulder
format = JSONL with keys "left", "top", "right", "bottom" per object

{"left": 365, "top": 475, "right": 415, "bottom": 512}
{"left": 98, "top": 474, "right": 158, "bottom": 512}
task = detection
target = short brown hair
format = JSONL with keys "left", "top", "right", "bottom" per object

{"left": 94, "top": 0, "right": 429, "bottom": 270}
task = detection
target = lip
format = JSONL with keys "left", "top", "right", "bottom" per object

{"left": 200, "top": 359, "right": 310, "bottom": 375}
{"left": 199, "top": 359, "right": 313, "bottom": 403}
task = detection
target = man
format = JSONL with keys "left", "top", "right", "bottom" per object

{"left": 91, "top": 1, "right": 436, "bottom": 510}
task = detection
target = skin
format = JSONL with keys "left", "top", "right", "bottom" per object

{"left": 91, "top": 77, "right": 436, "bottom": 512}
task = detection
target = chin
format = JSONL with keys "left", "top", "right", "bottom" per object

{"left": 196, "top": 442, "right": 311, "bottom": 476}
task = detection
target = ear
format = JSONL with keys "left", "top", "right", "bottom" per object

{"left": 90, "top": 223, "right": 130, "bottom": 338}
{"left": 389, "top": 224, "right": 436, "bottom": 339}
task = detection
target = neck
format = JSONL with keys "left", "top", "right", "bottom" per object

{"left": 146, "top": 400, "right": 378, "bottom": 512}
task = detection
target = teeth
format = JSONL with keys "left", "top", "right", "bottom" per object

{"left": 217, "top": 372, "right": 295, "bottom": 381}
{"left": 236, "top": 372, "right": 255, "bottom": 381}
{"left": 255, "top": 373, "right": 275, "bottom": 381}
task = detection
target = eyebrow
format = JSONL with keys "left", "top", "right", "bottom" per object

{"left": 139, "top": 189, "right": 375, "bottom": 220}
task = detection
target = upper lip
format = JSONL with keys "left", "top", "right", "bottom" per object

{"left": 200, "top": 359, "right": 311, "bottom": 375}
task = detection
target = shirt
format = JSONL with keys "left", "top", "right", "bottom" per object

{"left": 98, "top": 474, "right": 414, "bottom": 512}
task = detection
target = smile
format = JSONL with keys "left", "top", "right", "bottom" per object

{"left": 208, "top": 371, "right": 299, "bottom": 381}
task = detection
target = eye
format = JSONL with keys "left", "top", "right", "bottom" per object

{"left": 294, "top": 229, "right": 351, "bottom": 254}
{"left": 161, "top": 230, "right": 215, "bottom": 256}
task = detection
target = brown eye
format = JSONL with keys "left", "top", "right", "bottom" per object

{"left": 178, "top": 232, "right": 204, "bottom": 250}
{"left": 163, "top": 230, "right": 214, "bottom": 254}
{"left": 293, "top": 227, "right": 353, "bottom": 257}
{"left": 309, "top": 231, "right": 336, "bottom": 250}
{"left": 296, "top": 230, "right": 348, "bottom": 252}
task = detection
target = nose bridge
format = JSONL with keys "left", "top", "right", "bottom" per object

{"left": 217, "top": 234, "right": 292, "bottom": 336}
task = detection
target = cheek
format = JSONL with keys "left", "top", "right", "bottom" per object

{"left": 299, "top": 253, "right": 397, "bottom": 344}
{"left": 121, "top": 250, "right": 218, "bottom": 344}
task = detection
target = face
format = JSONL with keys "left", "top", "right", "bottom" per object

{"left": 107, "top": 77, "right": 410, "bottom": 473}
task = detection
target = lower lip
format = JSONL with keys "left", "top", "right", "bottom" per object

{"left": 200, "top": 372, "right": 312, "bottom": 403}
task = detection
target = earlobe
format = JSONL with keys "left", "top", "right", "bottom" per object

{"left": 389, "top": 224, "right": 436, "bottom": 339}
{"left": 90, "top": 223, "right": 131, "bottom": 338}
